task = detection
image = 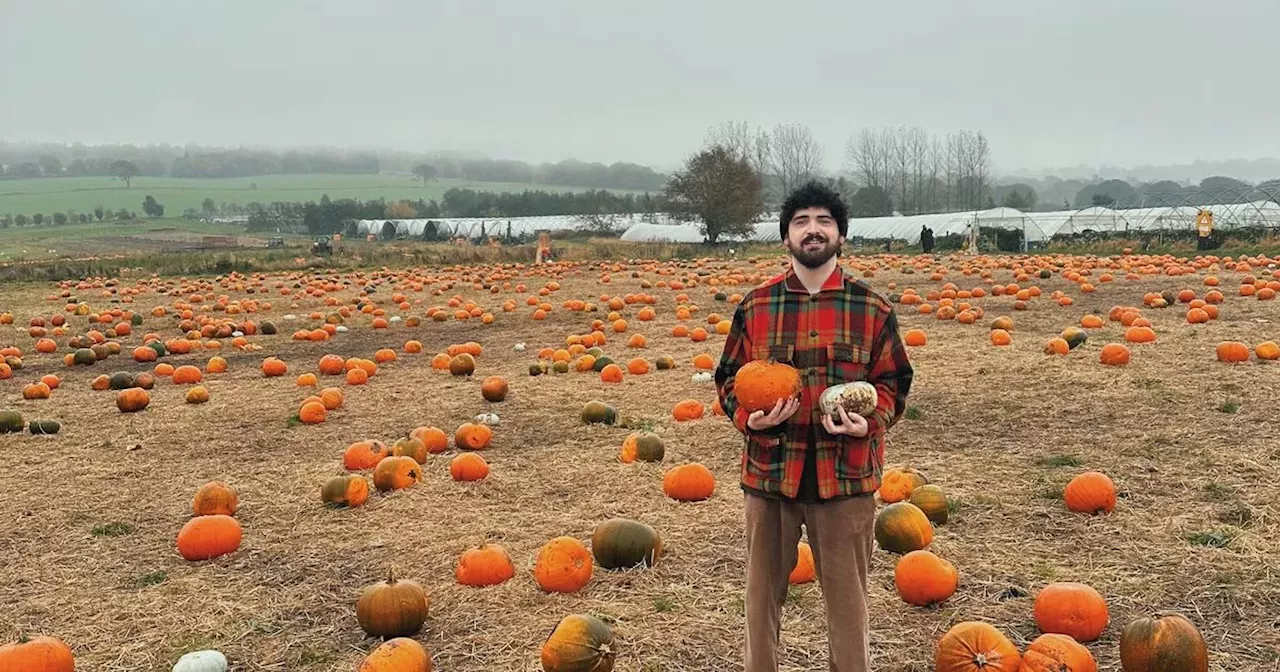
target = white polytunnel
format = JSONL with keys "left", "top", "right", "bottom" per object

{"left": 354, "top": 200, "right": 1280, "bottom": 246}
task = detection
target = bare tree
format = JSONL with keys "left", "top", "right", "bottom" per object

{"left": 766, "top": 123, "right": 825, "bottom": 199}
{"left": 845, "top": 128, "right": 891, "bottom": 193}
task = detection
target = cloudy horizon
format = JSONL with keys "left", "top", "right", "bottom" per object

{"left": 3, "top": 0, "right": 1278, "bottom": 178}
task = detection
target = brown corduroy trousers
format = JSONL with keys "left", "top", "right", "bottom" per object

{"left": 743, "top": 492, "right": 876, "bottom": 672}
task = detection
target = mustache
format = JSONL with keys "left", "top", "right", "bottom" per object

{"left": 802, "top": 234, "right": 828, "bottom": 245}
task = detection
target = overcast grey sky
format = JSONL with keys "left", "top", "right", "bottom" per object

{"left": 3, "top": 0, "right": 1277, "bottom": 175}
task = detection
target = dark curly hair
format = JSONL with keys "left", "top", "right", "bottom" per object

{"left": 779, "top": 181, "right": 849, "bottom": 240}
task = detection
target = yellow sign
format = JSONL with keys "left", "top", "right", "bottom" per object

{"left": 1196, "top": 210, "right": 1213, "bottom": 237}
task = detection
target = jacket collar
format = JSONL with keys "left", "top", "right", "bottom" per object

{"left": 784, "top": 262, "right": 845, "bottom": 294}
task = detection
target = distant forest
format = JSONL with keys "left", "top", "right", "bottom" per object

{"left": 0, "top": 142, "right": 670, "bottom": 192}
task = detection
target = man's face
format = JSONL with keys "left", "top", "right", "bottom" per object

{"left": 784, "top": 206, "right": 844, "bottom": 269}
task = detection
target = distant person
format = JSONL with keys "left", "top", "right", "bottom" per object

{"left": 921, "top": 226, "right": 935, "bottom": 254}
{"left": 884, "top": 237, "right": 892, "bottom": 253}
{"left": 716, "top": 181, "right": 914, "bottom": 672}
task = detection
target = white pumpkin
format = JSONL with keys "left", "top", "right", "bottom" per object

{"left": 283, "top": 313, "right": 297, "bottom": 321}
{"left": 231, "top": 331, "right": 244, "bottom": 338}
{"left": 172, "top": 649, "right": 227, "bottom": 672}
{"left": 335, "top": 325, "right": 349, "bottom": 333}
{"left": 819, "top": 382, "right": 878, "bottom": 417}
{"left": 474, "top": 412, "right": 500, "bottom": 426}
{"left": 389, "top": 315, "right": 402, "bottom": 322}
{"left": 513, "top": 342, "right": 526, "bottom": 352}
{"left": 691, "top": 371, "right": 713, "bottom": 383}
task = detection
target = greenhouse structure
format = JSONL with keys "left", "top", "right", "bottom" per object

{"left": 354, "top": 200, "right": 1280, "bottom": 248}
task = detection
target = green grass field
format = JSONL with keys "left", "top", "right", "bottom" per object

{"left": 0, "top": 174, "right": 595, "bottom": 219}
{"left": 0, "top": 217, "right": 277, "bottom": 260}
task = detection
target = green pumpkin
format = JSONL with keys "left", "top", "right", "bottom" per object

{"left": 654, "top": 355, "right": 676, "bottom": 370}
{"left": 874, "top": 502, "right": 933, "bottom": 554}
{"left": 260, "top": 321, "right": 278, "bottom": 335}
{"left": 148, "top": 341, "right": 167, "bottom": 357}
{"left": 0, "top": 410, "right": 24, "bottom": 433}
{"left": 581, "top": 401, "right": 617, "bottom": 425}
{"left": 73, "top": 348, "right": 97, "bottom": 366}
{"left": 591, "top": 518, "right": 663, "bottom": 569}
{"left": 627, "top": 432, "right": 665, "bottom": 463}
{"left": 130, "top": 314, "right": 144, "bottom": 326}
{"left": 585, "top": 347, "right": 604, "bottom": 358}
{"left": 529, "top": 362, "right": 547, "bottom": 376}
{"left": 552, "top": 360, "right": 570, "bottom": 374}
{"left": 909, "top": 484, "right": 949, "bottom": 525}
{"left": 1060, "top": 326, "right": 1088, "bottom": 350}
{"left": 1039, "top": 269, "right": 1052, "bottom": 279}
{"left": 109, "top": 371, "right": 136, "bottom": 390}
{"left": 29, "top": 419, "right": 61, "bottom": 435}
{"left": 4, "top": 356, "right": 22, "bottom": 370}
{"left": 714, "top": 291, "right": 728, "bottom": 301}
{"left": 591, "top": 356, "right": 614, "bottom": 373}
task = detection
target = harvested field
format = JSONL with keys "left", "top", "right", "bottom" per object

{"left": 1, "top": 251, "right": 1279, "bottom": 671}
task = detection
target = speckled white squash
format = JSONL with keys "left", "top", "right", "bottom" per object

{"left": 172, "top": 649, "right": 227, "bottom": 672}
{"left": 819, "top": 382, "right": 878, "bottom": 417}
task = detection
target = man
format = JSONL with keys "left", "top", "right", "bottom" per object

{"left": 715, "top": 181, "right": 913, "bottom": 672}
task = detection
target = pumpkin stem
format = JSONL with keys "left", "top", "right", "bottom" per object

{"left": 387, "top": 565, "right": 397, "bottom": 585}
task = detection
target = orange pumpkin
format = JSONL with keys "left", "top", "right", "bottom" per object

{"left": 373, "top": 455, "right": 421, "bottom": 492}
{"left": 171, "top": 365, "right": 203, "bottom": 384}
{"left": 599, "top": 363, "right": 624, "bottom": 383}
{"left": 1215, "top": 341, "right": 1250, "bottom": 363}
{"left": 344, "top": 440, "right": 391, "bottom": 470}
{"left": 261, "top": 356, "right": 287, "bottom": 377}
{"left": 455, "top": 543, "right": 516, "bottom": 587}
{"left": 0, "top": 635, "right": 76, "bottom": 672}
{"left": 1256, "top": 341, "right": 1280, "bottom": 360}
{"left": 455, "top": 422, "right": 493, "bottom": 450}
{"left": 411, "top": 426, "right": 449, "bottom": 454}
{"left": 534, "top": 536, "right": 594, "bottom": 593}
{"left": 1034, "top": 582, "right": 1109, "bottom": 642}
{"left": 672, "top": 399, "right": 704, "bottom": 421}
{"left": 662, "top": 463, "right": 716, "bottom": 501}
{"left": 894, "top": 550, "right": 957, "bottom": 606}
{"left": 357, "top": 637, "right": 432, "bottom": 672}
{"left": 176, "top": 514, "right": 242, "bottom": 561}
{"left": 1021, "top": 634, "right": 1097, "bottom": 672}
{"left": 935, "top": 621, "right": 1022, "bottom": 672}
{"left": 789, "top": 541, "right": 816, "bottom": 584}
{"left": 990, "top": 329, "right": 1012, "bottom": 346}
{"left": 1099, "top": 343, "right": 1130, "bottom": 366}
{"left": 192, "top": 481, "right": 238, "bottom": 516}
{"left": 481, "top": 376, "right": 508, "bottom": 402}
{"left": 1064, "top": 471, "right": 1116, "bottom": 514}
{"left": 298, "top": 400, "right": 327, "bottom": 424}
{"left": 732, "top": 359, "right": 802, "bottom": 413}
{"left": 116, "top": 387, "right": 150, "bottom": 412}
{"left": 450, "top": 453, "right": 490, "bottom": 482}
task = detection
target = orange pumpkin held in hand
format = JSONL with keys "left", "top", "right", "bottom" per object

{"left": 733, "top": 360, "right": 802, "bottom": 413}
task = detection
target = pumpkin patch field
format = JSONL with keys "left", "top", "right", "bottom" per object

{"left": 1, "top": 251, "right": 1278, "bottom": 671}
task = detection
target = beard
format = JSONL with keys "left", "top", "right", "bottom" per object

{"left": 787, "top": 234, "right": 841, "bottom": 269}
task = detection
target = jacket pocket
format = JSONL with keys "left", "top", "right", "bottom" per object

{"left": 744, "top": 434, "right": 781, "bottom": 481}
{"left": 828, "top": 341, "right": 871, "bottom": 384}
{"left": 752, "top": 343, "right": 795, "bottom": 365}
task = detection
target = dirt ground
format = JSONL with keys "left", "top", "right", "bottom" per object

{"left": 1, "top": 252, "right": 1278, "bottom": 671}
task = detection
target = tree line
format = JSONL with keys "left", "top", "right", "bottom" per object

{"left": 0, "top": 142, "right": 669, "bottom": 191}
{"left": 227, "top": 188, "right": 663, "bottom": 236}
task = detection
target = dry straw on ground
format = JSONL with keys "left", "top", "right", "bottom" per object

{"left": 0, "top": 254, "right": 1278, "bottom": 671}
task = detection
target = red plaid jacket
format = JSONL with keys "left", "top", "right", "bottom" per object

{"left": 715, "top": 264, "right": 913, "bottom": 500}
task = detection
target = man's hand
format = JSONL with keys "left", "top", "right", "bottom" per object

{"left": 746, "top": 396, "right": 801, "bottom": 431}
{"left": 821, "top": 406, "right": 869, "bottom": 437}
